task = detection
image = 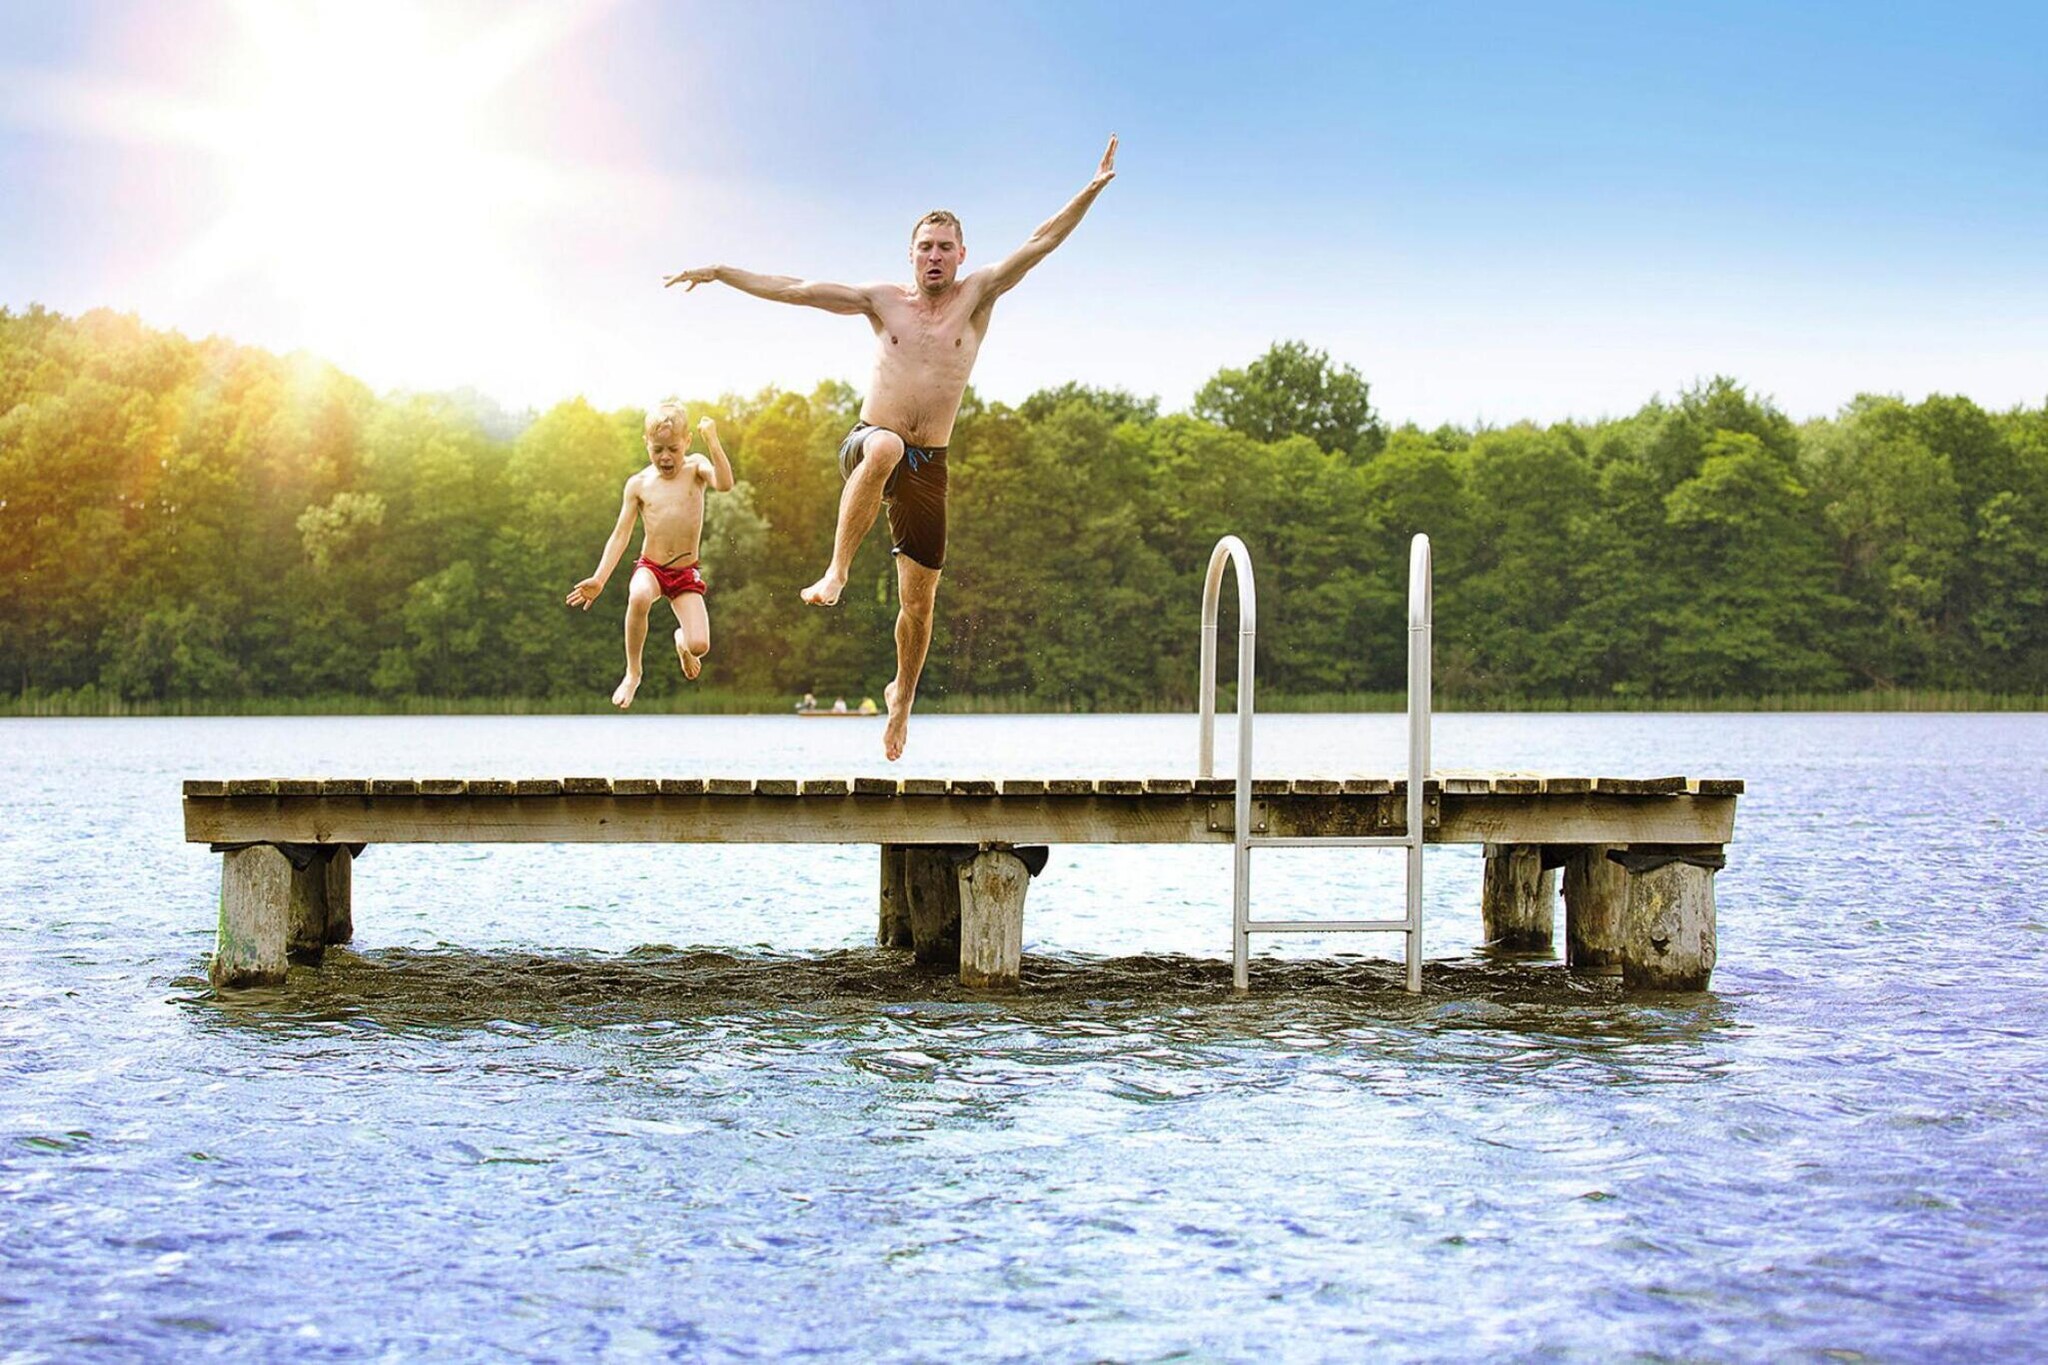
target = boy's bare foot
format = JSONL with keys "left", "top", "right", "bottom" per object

{"left": 800, "top": 570, "right": 846, "bottom": 607}
{"left": 673, "top": 629, "right": 701, "bottom": 681}
{"left": 883, "top": 678, "right": 909, "bottom": 761}
{"left": 612, "top": 672, "right": 641, "bottom": 709}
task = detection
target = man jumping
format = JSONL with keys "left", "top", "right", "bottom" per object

{"left": 665, "top": 136, "right": 1118, "bottom": 760}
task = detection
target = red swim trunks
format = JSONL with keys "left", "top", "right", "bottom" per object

{"left": 635, "top": 556, "right": 707, "bottom": 598}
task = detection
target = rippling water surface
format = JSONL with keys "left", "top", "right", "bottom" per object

{"left": 2, "top": 712, "right": 2045, "bottom": 1361}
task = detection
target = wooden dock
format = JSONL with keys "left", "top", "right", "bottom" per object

{"left": 184, "top": 772, "right": 1739, "bottom": 994}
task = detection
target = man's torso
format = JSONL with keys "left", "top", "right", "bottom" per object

{"left": 861, "top": 281, "right": 991, "bottom": 447}
{"left": 635, "top": 462, "right": 708, "bottom": 565}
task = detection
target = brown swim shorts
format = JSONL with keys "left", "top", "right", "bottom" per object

{"left": 837, "top": 422, "right": 949, "bottom": 570}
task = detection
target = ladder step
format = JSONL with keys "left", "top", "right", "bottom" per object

{"left": 1245, "top": 835, "right": 1416, "bottom": 848}
{"left": 1244, "top": 918, "right": 1414, "bottom": 934}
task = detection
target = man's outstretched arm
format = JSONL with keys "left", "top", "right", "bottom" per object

{"left": 981, "top": 135, "right": 1117, "bottom": 299}
{"left": 664, "top": 265, "right": 876, "bottom": 316}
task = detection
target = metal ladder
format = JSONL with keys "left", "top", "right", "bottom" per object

{"left": 1197, "top": 533, "right": 1434, "bottom": 993}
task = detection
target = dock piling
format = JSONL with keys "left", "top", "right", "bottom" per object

{"left": 1482, "top": 844, "right": 1555, "bottom": 952}
{"left": 1617, "top": 851, "right": 1719, "bottom": 990}
{"left": 878, "top": 844, "right": 912, "bottom": 948}
{"left": 211, "top": 845, "right": 291, "bottom": 989}
{"left": 1563, "top": 844, "right": 1626, "bottom": 973}
{"left": 904, "top": 847, "right": 963, "bottom": 968}
{"left": 286, "top": 856, "right": 328, "bottom": 966}
{"left": 322, "top": 847, "right": 354, "bottom": 946}
{"left": 957, "top": 848, "right": 1030, "bottom": 990}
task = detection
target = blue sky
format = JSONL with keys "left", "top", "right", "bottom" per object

{"left": 1, "top": 0, "right": 2042, "bottom": 425}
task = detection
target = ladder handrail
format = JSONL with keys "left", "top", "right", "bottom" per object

{"left": 1194, "top": 532, "right": 1434, "bottom": 995}
{"left": 1404, "top": 532, "right": 1433, "bottom": 994}
{"left": 1197, "top": 534, "right": 1256, "bottom": 781}
{"left": 1196, "top": 536, "right": 1258, "bottom": 991}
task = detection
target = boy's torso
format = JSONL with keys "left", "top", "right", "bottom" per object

{"left": 636, "top": 463, "right": 707, "bottom": 565}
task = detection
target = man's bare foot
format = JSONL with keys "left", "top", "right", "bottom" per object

{"left": 800, "top": 570, "right": 846, "bottom": 607}
{"left": 612, "top": 672, "right": 641, "bottom": 709}
{"left": 882, "top": 679, "right": 909, "bottom": 761}
{"left": 673, "top": 629, "right": 701, "bottom": 681}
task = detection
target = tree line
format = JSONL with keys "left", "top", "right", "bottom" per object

{"left": 3, "top": 306, "right": 2044, "bottom": 709}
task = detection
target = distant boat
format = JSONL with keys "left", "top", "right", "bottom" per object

{"left": 796, "top": 699, "right": 878, "bottom": 718}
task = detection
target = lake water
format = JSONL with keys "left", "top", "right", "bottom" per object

{"left": 2, "top": 712, "right": 2045, "bottom": 1361}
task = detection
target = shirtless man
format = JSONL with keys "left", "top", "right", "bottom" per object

{"left": 565, "top": 401, "right": 735, "bottom": 708}
{"left": 664, "top": 136, "right": 1118, "bottom": 759}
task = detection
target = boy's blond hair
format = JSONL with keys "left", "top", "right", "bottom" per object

{"left": 644, "top": 398, "right": 688, "bottom": 442}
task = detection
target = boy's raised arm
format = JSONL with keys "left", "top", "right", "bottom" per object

{"left": 980, "top": 135, "right": 1117, "bottom": 301}
{"left": 664, "top": 265, "right": 877, "bottom": 317}
{"left": 697, "top": 417, "right": 735, "bottom": 492}
{"left": 565, "top": 479, "right": 640, "bottom": 609}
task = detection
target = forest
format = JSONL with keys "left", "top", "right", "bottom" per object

{"left": 3, "top": 305, "right": 2044, "bottom": 711}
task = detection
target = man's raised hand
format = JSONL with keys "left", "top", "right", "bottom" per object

{"left": 1094, "top": 134, "right": 1118, "bottom": 187}
{"left": 663, "top": 266, "right": 718, "bottom": 290}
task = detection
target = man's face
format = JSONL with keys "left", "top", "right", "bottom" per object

{"left": 647, "top": 432, "right": 684, "bottom": 476}
{"left": 910, "top": 226, "right": 963, "bottom": 294}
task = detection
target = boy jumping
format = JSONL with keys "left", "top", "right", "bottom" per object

{"left": 565, "top": 400, "right": 734, "bottom": 708}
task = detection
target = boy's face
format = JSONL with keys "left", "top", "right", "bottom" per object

{"left": 646, "top": 431, "right": 684, "bottom": 476}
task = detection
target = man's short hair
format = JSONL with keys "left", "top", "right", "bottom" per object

{"left": 911, "top": 210, "right": 963, "bottom": 245}
{"left": 645, "top": 398, "right": 687, "bottom": 442}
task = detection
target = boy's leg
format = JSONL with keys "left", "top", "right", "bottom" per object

{"left": 882, "top": 555, "right": 940, "bottom": 762}
{"left": 802, "top": 428, "right": 905, "bottom": 607}
{"left": 670, "top": 591, "right": 709, "bottom": 682}
{"left": 614, "top": 568, "right": 660, "bottom": 708}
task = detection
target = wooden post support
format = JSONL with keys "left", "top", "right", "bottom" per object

{"left": 903, "top": 846, "right": 964, "bottom": 967}
{"left": 322, "top": 846, "right": 354, "bottom": 945}
{"left": 211, "top": 845, "right": 291, "bottom": 989}
{"left": 1621, "top": 857, "right": 1717, "bottom": 991}
{"left": 286, "top": 856, "right": 328, "bottom": 966}
{"left": 1481, "top": 843, "right": 1555, "bottom": 952}
{"left": 878, "top": 844, "right": 913, "bottom": 948}
{"left": 1563, "top": 844, "right": 1627, "bottom": 973}
{"left": 957, "top": 848, "right": 1030, "bottom": 990}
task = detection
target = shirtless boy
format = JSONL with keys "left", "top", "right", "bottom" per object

{"left": 564, "top": 401, "right": 735, "bottom": 708}
{"left": 664, "top": 136, "right": 1117, "bottom": 759}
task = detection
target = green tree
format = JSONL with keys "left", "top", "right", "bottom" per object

{"left": 1803, "top": 397, "right": 1968, "bottom": 683}
{"left": 1457, "top": 425, "right": 1599, "bottom": 695}
{"left": 1657, "top": 432, "right": 1846, "bottom": 693}
{"left": 1192, "top": 340, "right": 1384, "bottom": 459}
{"left": 1970, "top": 403, "right": 2048, "bottom": 686}
{"left": 99, "top": 602, "right": 240, "bottom": 699}
{"left": 1017, "top": 382, "right": 1158, "bottom": 427}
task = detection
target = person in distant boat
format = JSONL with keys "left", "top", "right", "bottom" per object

{"left": 665, "top": 135, "right": 1118, "bottom": 761}
{"left": 564, "top": 401, "right": 734, "bottom": 708}
{"left": 858, "top": 696, "right": 878, "bottom": 715}
{"left": 832, "top": 697, "right": 849, "bottom": 713}
{"left": 799, "top": 691, "right": 818, "bottom": 713}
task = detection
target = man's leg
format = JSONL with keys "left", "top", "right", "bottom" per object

{"left": 614, "top": 569, "right": 659, "bottom": 708}
{"left": 883, "top": 555, "right": 940, "bottom": 762}
{"left": 803, "top": 428, "right": 905, "bottom": 607}
{"left": 670, "top": 591, "right": 709, "bottom": 682}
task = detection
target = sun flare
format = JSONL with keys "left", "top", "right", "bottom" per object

{"left": 15, "top": 0, "right": 620, "bottom": 392}
{"left": 184, "top": 4, "right": 584, "bottom": 322}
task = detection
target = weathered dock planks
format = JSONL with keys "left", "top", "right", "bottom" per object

{"left": 183, "top": 774, "right": 1740, "bottom": 848}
